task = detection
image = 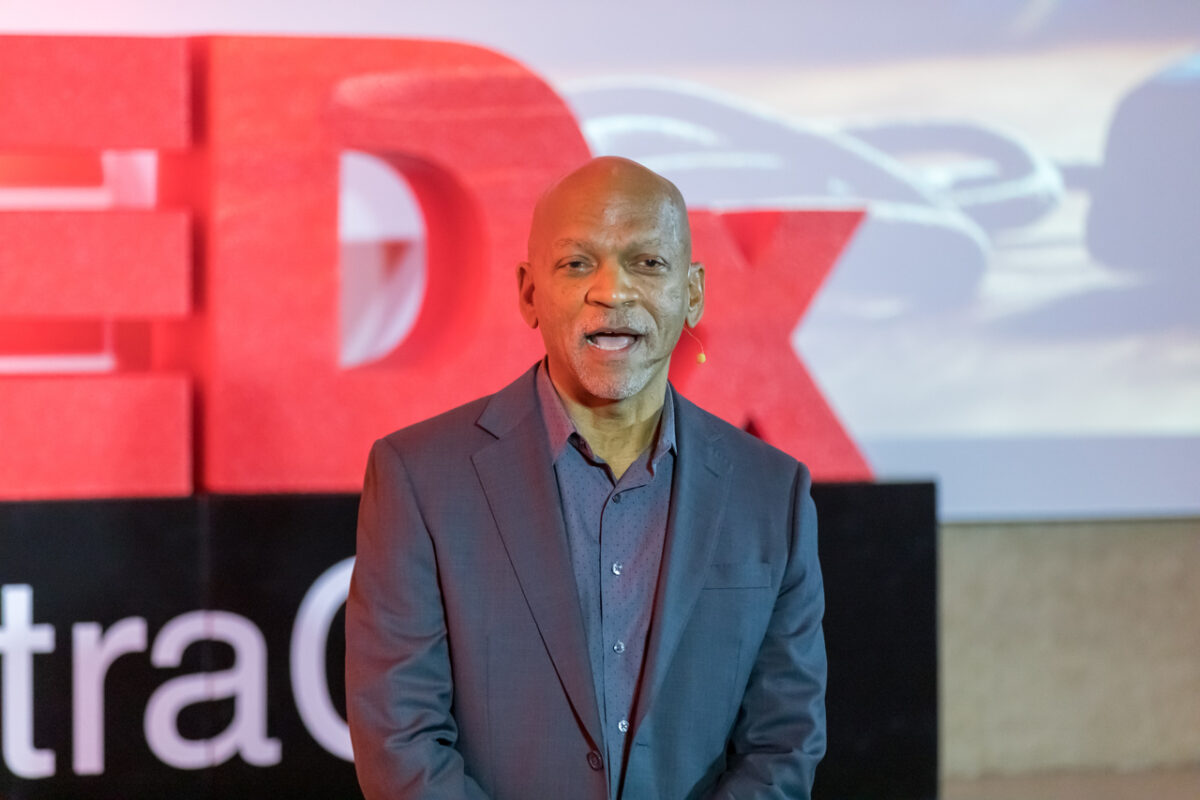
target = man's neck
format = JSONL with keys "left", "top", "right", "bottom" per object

{"left": 550, "top": 373, "right": 667, "bottom": 480}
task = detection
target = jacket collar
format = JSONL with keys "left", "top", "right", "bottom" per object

{"left": 471, "top": 363, "right": 604, "bottom": 748}
{"left": 632, "top": 391, "right": 731, "bottom": 736}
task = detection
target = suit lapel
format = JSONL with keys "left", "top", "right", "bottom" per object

{"left": 632, "top": 394, "right": 731, "bottom": 734}
{"left": 471, "top": 370, "right": 603, "bottom": 749}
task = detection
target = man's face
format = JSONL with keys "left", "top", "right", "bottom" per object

{"left": 518, "top": 160, "right": 704, "bottom": 408}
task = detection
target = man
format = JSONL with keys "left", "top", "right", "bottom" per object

{"left": 346, "top": 157, "right": 826, "bottom": 799}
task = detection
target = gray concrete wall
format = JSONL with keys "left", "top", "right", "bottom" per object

{"left": 940, "top": 517, "right": 1200, "bottom": 777}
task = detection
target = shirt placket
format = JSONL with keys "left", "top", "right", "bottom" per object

{"left": 599, "top": 466, "right": 650, "bottom": 786}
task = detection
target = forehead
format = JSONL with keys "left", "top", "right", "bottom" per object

{"left": 529, "top": 170, "right": 688, "bottom": 257}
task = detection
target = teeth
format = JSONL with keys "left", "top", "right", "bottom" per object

{"left": 589, "top": 333, "right": 636, "bottom": 351}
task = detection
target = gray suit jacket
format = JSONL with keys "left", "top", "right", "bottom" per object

{"left": 346, "top": 365, "right": 826, "bottom": 799}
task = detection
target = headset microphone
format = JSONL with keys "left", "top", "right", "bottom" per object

{"left": 683, "top": 326, "right": 707, "bottom": 364}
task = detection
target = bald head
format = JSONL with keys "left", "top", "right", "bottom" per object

{"left": 527, "top": 157, "right": 690, "bottom": 263}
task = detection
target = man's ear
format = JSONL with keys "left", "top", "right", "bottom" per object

{"left": 686, "top": 261, "right": 705, "bottom": 327}
{"left": 517, "top": 262, "right": 538, "bottom": 329}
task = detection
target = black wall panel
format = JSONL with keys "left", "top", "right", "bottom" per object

{"left": 0, "top": 483, "right": 936, "bottom": 799}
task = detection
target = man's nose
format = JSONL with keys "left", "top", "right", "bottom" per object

{"left": 586, "top": 260, "right": 636, "bottom": 307}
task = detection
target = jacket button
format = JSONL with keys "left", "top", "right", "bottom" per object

{"left": 587, "top": 750, "right": 603, "bottom": 771}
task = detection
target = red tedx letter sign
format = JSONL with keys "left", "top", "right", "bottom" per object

{"left": 0, "top": 37, "right": 192, "bottom": 498}
{"left": 0, "top": 35, "right": 869, "bottom": 499}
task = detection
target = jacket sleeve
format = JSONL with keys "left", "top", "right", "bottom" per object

{"left": 345, "top": 438, "right": 490, "bottom": 800}
{"left": 707, "top": 463, "right": 827, "bottom": 799}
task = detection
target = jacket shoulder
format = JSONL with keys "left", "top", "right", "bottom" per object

{"left": 373, "top": 364, "right": 540, "bottom": 463}
{"left": 676, "top": 392, "right": 812, "bottom": 491}
{"left": 376, "top": 394, "right": 492, "bottom": 464}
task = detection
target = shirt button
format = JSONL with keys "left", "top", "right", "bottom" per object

{"left": 611, "top": 561, "right": 623, "bottom": 576}
{"left": 587, "top": 750, "right": 603, "bottom": 770}
{"left": 612, "top": 492, "right": 622, "bottom": 503}
{"left": 617, "top": 719, "right": 629, "bottom": 734}
{"left": 613, "top": 640, "right": 625, "bottom": 654}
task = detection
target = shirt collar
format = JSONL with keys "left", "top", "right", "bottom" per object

{"left": 535, "top": 359, "right": 676, "bottom": 470}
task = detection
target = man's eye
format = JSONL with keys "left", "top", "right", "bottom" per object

{"left": 637, "top": 257, "right": 667, "bottom": 270}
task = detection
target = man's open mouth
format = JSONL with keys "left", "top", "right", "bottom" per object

{"left": 585, "top": 330, "right": 641, "bottom": 351}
